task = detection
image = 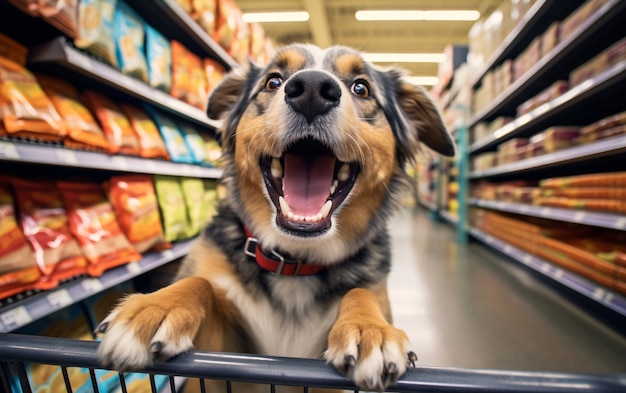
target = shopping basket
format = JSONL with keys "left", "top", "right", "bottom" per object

{"left": 1, "top": 333, "right": 625, "bottom": 393}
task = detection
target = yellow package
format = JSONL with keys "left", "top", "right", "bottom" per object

{"left": 75, "top": 0, "right": 118, "bottom": 66}
{"left": 154, "top": 175, "right": 190, "bottom": 242}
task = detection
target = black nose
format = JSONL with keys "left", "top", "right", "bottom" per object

{"left": 284, "top": 71, "right": 342, "bottom": 123}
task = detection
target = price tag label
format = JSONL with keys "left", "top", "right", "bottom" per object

{"left": 592, "top": 287, "right": 606, "bottom": 301}
{"left": 0, "top": 141, "right": 19, "bottom": 159}
{"left": 573, "top": 212, "right": 586, "bottom": 223}
{"left": 540, "top": 207, "right": 551, "bottom": 217}
{"left": 82, "top": 278, "right": 104, "bottom": 294}
{"left": 144, "top": 160, "right": 158, "bottom": 172}
{"left": 161, "top": 249, "right": 175, "bottom": 260}
{"left": 127, "top": 262, "right": 142, "bottom": 274}
{"left": 1, "top": 307, "right": 32, "bottom": 330}
{"left": 614, "top": 217, "right": 626, "bottom": 230}
{"left": 47, "top": 289, "right": 72, "bottom": 309}
{"left": 111, "top": 156, "right": 129, "bottom": 170}
{"left": 56, "top": 148, "right": 78, "bottom": 165}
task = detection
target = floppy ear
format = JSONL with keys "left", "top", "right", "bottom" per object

{"left": 384, "top": 68, "right": 455, "bottom": 160}
{"left": 206, "top": 64, "right": 260, "bottom": 149}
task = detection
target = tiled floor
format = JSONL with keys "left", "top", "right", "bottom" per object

{"left": 387, "top": 207, "right": 626, "bottom": 373}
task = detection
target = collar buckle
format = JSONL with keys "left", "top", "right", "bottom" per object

{"left": 244, "top": 235, "right": 303, "bottom": 276}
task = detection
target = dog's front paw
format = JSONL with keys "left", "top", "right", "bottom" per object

{"left": 325, "top": 319, "right": 415, "bottom": 391}
{"left": 96, "top": 277, "right": 211, "bottom": 371}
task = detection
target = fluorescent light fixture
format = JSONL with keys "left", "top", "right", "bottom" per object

{"left": 362, "top": 53, "right": 446, "bottom": 63}
{"left": 356, "top": 10, "right": 480, "bottom": 21}
{"left": 406, "top": 76, "right": 439, "bottom": 86}
{"left": 242, "top": 11, "right": 310, "bottom": 23}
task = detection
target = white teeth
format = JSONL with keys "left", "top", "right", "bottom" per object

{"left": 279, "top": 198, "right": 333, "bottom": 224}
{"left": 330, "top": 180, "right": 338, "bottom": 195}
{"left": 337, "top": 164, "right": 350, "bottom": 182}
{"left": 271, "top": 158, "right": 283, "bottom": 179}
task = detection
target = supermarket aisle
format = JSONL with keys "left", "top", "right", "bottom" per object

{"left": 386, "top": 207, "right": 626, "bottom": 373}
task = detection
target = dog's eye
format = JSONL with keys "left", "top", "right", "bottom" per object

{"left": 265, "top": 76, "right": 283, "bottom": 90}
{"left": 350, "top": 81, "right": 370, "bottom": 98}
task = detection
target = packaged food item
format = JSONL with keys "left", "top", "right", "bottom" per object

{"left": 119, "top": 104, "right": 169, "bottom": 160}
{"left": 170, "top": 41, "right": 207, "bottom": 108}
{"left": 75, "top": 0, "right": 118, "bottom": 66}
{"left": 249, "top": 22, "right": 266, "bottom": 63}
{"left": 147, "top": 108, "right": 193, "bottom": 163}
{"left": 36, "top": 75, "right": 110, "bottom": 152}
{"left": 542, "top": 21, "right": 560, "bottom": 56}
{"left": 570, "top": 38, "right": 626, "bottom": 87}
{"left": 58, "top": 181, "right": 140, "bottom": 276}
{"left": 154, "top": 175, "right": 190, "bottom": 242}
{"left": 113, "top": 1, "right": 148, "bottom": 82}
{"left": 37, "top": 0, "right": 80, "bottom": 39}
{"left": 180, "top": 177, "right": 207, "bottom": 237}
{"left": 107, "top": 175, "right": 170, "bottom": 253}
{"left": 174, "top": 0, "right": 192, "bottom": 13}
{"left": 529, "top": 127, "right": 579, "bottom": 156}
{"left": 191, "top": 0, "right": 216, "bottom": 36}
{"left": 0, "top": 178, "right": 41, "bottom": 299}
{"left": 540, "top": 172, "right": 626, "bottom": 188}
{"left": 0, "top": 33, "right": 28, "bottom": 65}
{"left": 536, "top": 197, "right": 626, "bottom": 214}
{"left": 0, "top": 58, "right": 66, "bottom": 141}
{"left": 560, "top": 0, "right": 610, "bottom": 42}
{"left": 12, "top": 179, "right": 87, "bottom": 287}
{"left": 145, "top": 24, "right": 172, "bottom": 92}
{"left": 201, "top": 132, "right": 222, "bottom": 166}
{"left": 188, "top": 53, "right": 208, "bottom": 109}
{"left": 177, "top": 121, "right": 206, "bottom": 164}
{"left": 203, "top": 179, "right": 218, "bottom": 221}
{"left": 82, "top": 90, "right": 140, "bottom": 155}
{"left": 203, "top": 58, "right": 225, "bottom": 94}
{"left": 213, "top": 0, "right": 238, "bottom": 51}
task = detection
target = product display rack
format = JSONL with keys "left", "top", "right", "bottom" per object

{"left": 434, "top": 0, "right": 626, "bottom": 324}
{"left": 0, "top": 0, "right": 235, "bottom": 333}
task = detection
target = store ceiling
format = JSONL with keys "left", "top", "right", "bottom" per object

{"left": 235, "top": 0, "right": 501, "bottom": 82}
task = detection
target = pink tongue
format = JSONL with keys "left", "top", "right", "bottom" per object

{"left": 283, "top": 153, "right": 336, "bottom": 217}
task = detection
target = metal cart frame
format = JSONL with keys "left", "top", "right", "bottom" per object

{"left": 1, "top": 334, "right": 625, "bottom": 393}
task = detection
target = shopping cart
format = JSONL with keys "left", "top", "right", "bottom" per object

{"left": 1, "top": 333, "right": 625, "bottom": 393}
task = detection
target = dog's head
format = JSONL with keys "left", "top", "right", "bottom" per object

{"left": 208, "top": 44, "right": 454, "bottom": 264}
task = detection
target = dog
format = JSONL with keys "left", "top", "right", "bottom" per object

{"left": 96, "top": 43, "right": 454, "bottom": 392}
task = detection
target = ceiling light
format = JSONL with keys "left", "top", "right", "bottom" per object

{"left": 355, "top": 10, "right": 480, "bottom": 21}
{"left": 405, "top": 76, "right": 439, "bottom": 86}
{"left": 242, "top": 11, "right": 310, "bottom": 23}
{"left": 362, "top": 53, "right": 446, "bottom": 63}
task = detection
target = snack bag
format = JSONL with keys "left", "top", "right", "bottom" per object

{"left": 154, "top": 175, "right": 190, "bottom": 242}
{"left": 177, "top": 121, "right": 206, "bottom": 164}
{"left": 180, "top": 177, "right": 207, "bottom": 237}
{"left": 37, "top": 0, "right": 81, "bottom": 39}
{"left": 203, "top": 58, "right": 225, "bottom": 94}
{"left": 113, "top": 1, "right": 148, "bottom": 82}
{"left": 119, "top": 104, "right": 169, "bottom": 160}
{"left": 203, "top": 179, "right": 218, "bottom": 221}
{"left": 213, "top": 0, "right": 238, "bottom": 51}
{"left": 57, "top": 181, "right": 140, "bottom": 276}
{"left": 75, "top": 0, "right": 118, "bottom": 66}
{"left": 201, "top": 132, "right": 222, "bottom": 166}
{"left": 187, "top": 52, "right": 208, "bottom": 109}
{"left": 12, "top": 179, "right": 87, "bottom": 287}
{"left": 147, "top": 108, "right": 194, "bottom": 163}
{"left": 0, "top": 58, "right": 66, "bottom": 141}
{"left": 145, "top": 24, "right": 172, "bottom": 92}
{"left": 0, "top": 179, "right": 41, "bottom": 300}
{"left": 36, "top": 75, "right": 110, "bottom": 152}
{"left": 0, "top": 33, "right": 28, "bottom": 65}
{"left": 192, "top": 0, "right": 216, "bottom": 36}
{"left": 82, "top": 90, "right": 140, "bottom": 155}
{"left": 107, "top": 175, "right": 170, "bottom": 253}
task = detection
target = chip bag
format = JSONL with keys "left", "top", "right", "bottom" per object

{"left": 113, "top": 1, "right": 148, "bottom": 82}
{"left": 107, "top": 175, "right": 170, "bottom": 253}
{"left": 180, "top": 177, "right": 207, "bottom": 237}
{"left": 203, "top": 58, "right": 225, "bottom": 94}
{"left": 0, "top": 58, "right": 66, "bottom": 141}
{"left": 145, "top": 24, "right": 172, "bottom": 92}
{"left": 147, "top": 108, "right": 193, "bottom": 163}
{"left": 58, "top": 181, "right": 140, "bottom": 276}
{"left": 37, "top": 75, "right": 110, "bottom": 152}
{"left": 119, "top": 104, "right": 169, "bottom": 160}
{"left": 154, "top": 175, "right": 190, "bottom": 242}
{"left": 82, "top": 90, "right": 140, "bottom": 155}
{"left": 12, "top": 178, "right": 87, "bottom": 288}
{"left": 75, "top": 0, "right": 118, "bottom": 66}
{"left": 170, "top": 41, "right": 207, "bottom": 108}
{"left": 177, "top": 121, "right": 206, "bottom": 164}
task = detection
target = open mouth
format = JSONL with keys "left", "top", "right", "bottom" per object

{"left": 261, "top": 138, "right": 359, "bottom": 235}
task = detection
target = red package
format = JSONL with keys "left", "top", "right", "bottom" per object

{"left": 119, "top": 104, "right": 170, "bottom": 160}
{"left": 58, "top": 181, "right": 141, "bottom": 276}
{"left": 12, "top": 178, "right": 87, "bottom": 287}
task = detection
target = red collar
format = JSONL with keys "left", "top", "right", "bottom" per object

{"left": 244, "top": 228, "right": 326, "bottom": 276}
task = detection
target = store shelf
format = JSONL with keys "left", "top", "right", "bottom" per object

{"left": 0, "top": 139, "right": 222, "bottom": 178}
{"left": 469, "top": 0, "right": 626, "bottom": 127}
{"left": 470, "top": 60, "right": 626, "bottom": 153}
{"left": 470, "top": 199, "right": 626, "bottom": 231}
{"left": 125, "top": 0, "right": 238, "bottom": 70}
{"left": 27, "top": 37, "right": 221, "bottom": 130}
{"left": 469, "top": 227, "right": 626, "bottom": 319}
{"left": 470, "top": 134, "right": 626, "bottom": 179}
{"left": 0, "top": 238, "right": 196, "bottom": 333}
{"left": 469, "top": 0, "right": 584, "bottom": 89}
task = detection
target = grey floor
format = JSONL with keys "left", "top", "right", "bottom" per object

{"left": 386, "top": 207, "right": 626, "bottom": 374}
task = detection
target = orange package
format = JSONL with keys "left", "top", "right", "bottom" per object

{"left": 37, "top": 75, "right": 110, "bottom": 152}
{"left": 82, "top": 90, "right": 140, "bottom": 155}
{"left": 203, "top": 58, "right": 225, "bottom": 94}
{"left": 0, "top": 57, "right": 66, "bottom": 141}
{"left": 119, "top": 104, "right": 170, "bottom": 160}
{"left": 0, "top": 178, "right": 41, "bottom": 299}
{"left": 213, "top": 0, "right": 239, "bottom": 52}
{"left": 58, "top": 181, "right": 141, "bottom": 277}
{"left": 107, "top": 175, "right": 170, "bottom": 253}
{"left": 12, "top": 178, "right": 87, "bottom": 288}
{"left": 170, "top": 41, "right": 207, "bottom": 108}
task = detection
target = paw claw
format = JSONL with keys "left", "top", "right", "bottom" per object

{"left": 150, "top": 341, "right": 163, "bottom": 354}
{"left": 385, "top": 362, "right": 397, "bottom": 374}
{"left": 408, "top": 351, "right": 418, "bottom": 367}
{"left": 94, "top": 322, "right": 109, "bottom": 334}
{"left": 344, "top": 355, "right": 356, "bottom": 367}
